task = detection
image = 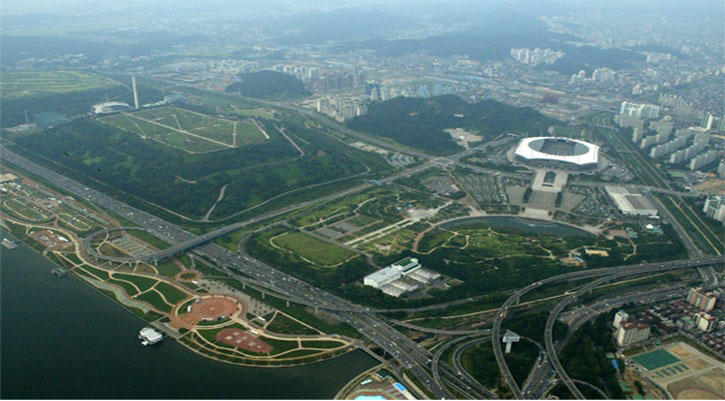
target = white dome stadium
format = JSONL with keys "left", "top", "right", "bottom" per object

{"left": 514, "top": 137, "right": 599, "bottom": 168}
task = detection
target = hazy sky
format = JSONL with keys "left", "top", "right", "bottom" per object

{"left": 2, "top": 0, "right": 721, "bottom": 17}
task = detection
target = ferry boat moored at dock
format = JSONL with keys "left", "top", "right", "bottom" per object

{"left": 2, "top": 238, "right": 18, "bottom": 249}
{"left": 139, "top": 327, "right": 163, "bottom": 346}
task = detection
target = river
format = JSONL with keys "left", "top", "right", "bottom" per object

{"left": 441, "top": 216, "right": 594, "bottom": 237}
{"left": 1, "top": 235, "right": 378, "bottom": 399}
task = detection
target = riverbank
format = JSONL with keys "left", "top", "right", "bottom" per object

{"left": 1, "top": 233, "right": 378, "bottom": 399}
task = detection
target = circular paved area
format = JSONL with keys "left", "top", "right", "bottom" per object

{"left": 191, "top": 296, "right": 240, "bottom": 319}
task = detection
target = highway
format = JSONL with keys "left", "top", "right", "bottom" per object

{"left": 516, "top": 282, "right": 688, "bottom": 400}
{"left": 490, "top": 256, "right": 722, "bottom": 399}
{"left": 449, "top": 336, "right": 500, "bottom": 399}
{"left": 534, "top": 284, "right": 688, "bottom": 399}
{"left": 544, "top": 274, "right": 623, "bottom": 399}
{"left": 432, "top": 335, "right": 479, "bottom": 390}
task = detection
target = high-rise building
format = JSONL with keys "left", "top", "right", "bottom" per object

{"left": 616, "top": 115, "right": 645, "bottom": 129}
{"left": 717, "top": 159, "right": 725, "bottom": 179}
{"left": 703, "top": 196, "right": 725, "bottom": 223}
{"left": 689, "top": 151, "right": 719, "bottom": 171}
{"left": 687, "top": 287, "right": 717, "bottom": 311}
{"left": 569, "top": 70, "right": 587, "bottom": 85}
{"left": 649, "top": 136, "right": 687, "bottom": 158}
{"left": 616, "top": 322, "right": 650, "bottom": 346}
{"left": 702, "top": 113, "right": 723, "bottom": 132}
{"left": 639, "top": 135, "right": 658, "bottom": 149}
{"left": 694, "top": 312, "right": 717, "bottom": 332}
{"left": 613, "top": 310, "right": 629, "bottom": 329}
{"left": 649, "top": 118, "right": 674, "bottom": 136}
{"left": 656, "top": 131, "right": 672, "bottom": 145}
{"left": 668, "top": 141, "right": 707, "bottom": 164}
{"left": 632, "top": 128, "right": 645, "bottom": 144}
{"left": 669, "top": 150, "right": 687, "bottom": 164}
{"left": 620, "top": 102, "right": 660, "bottom": 119}
{"left": 592, "top": 67, "right": 615, "bottom": 83}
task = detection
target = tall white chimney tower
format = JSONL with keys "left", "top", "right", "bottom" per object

{"left": 132, "top": 76, "right": 139, "bottom": 109}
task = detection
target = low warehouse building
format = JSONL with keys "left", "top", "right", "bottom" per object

{"left": 606, "top": 186, "right": 659, "bottom": 217}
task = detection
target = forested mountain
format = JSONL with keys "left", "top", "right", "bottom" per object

{"left": 225, "top": 70, "right": 311, "bottom": 99}
{"left": 347, "top": 95, "right": 558, "bottom": 155}
{"left": 335, "top": 11, "right": 644, "bottom": 75}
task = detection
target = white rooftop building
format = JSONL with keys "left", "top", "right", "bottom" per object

{"left": 92, "top": 101, "right": 130, "bottom": 115}
{"left": 606, "top": 186, "right": 659, "bottom": 217}
{"left": 363, "top": 257, "right": 440, "bottom": 297}
{"left": 364, "top": 267, "right": 402, "bottom": 288}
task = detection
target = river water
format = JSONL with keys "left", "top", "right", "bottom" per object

{"left": 441, "top": 216, "right": 594, "bottom": 237}
{"left": 1, "top": 236, "right": 377, "bottom": 399}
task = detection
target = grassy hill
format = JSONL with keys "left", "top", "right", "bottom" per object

{"left": 225, "top": 70, "right": 311, "bottom": 99}
{"left": 347, "top": 95, "right": 558, "bottom": 155}
{"left": 8, "top": 112, "right": 390, "bottom": 223}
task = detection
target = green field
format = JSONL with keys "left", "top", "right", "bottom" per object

{"left": 100, "top": 106, "right": 266, "bottom": 153}
{"left": 112, "top": 273, "right": 158, "bottom": 292}
{"left": 155, "top": 282, "right": 189, "bottom": 305}
{"left": 231, "top": 108, "right": 275, "bottom": 119}
{"left": 550, "top": 126, "right": 583, "bottom": 138}
{"left": 1, "top": 70, "right": 119, "bottom": 100}
{"left": 272, "top": 232, "right": 357, "bottom": 267}
{"left": 136, "top": 290, "right": 173, "bottom": 313}
{"left": 632, "top": 349, "right": 680, "bottom": 370}
{"left": 156, "top": 260, "right": 182, "bottom": 277}
{"left": 1, "top": 199, "right": 53, "bottom": 222}
{"left": 266, "top": 313, "right": 318, "bottom": 335}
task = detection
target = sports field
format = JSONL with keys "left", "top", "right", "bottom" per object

{"left": 632, "top": 349, "right": 681, "bottom": 370}
{"left": 99, "top": 106, "right": 267, "bottom": 153}
{"left": 632, "top": 341, "right": 725, "bottom": 400}
{"left": 272, "top": 232, "right": 358, "bottom": 267}
{"left": 1, "top": 70, "right": 119, "bottom": 100}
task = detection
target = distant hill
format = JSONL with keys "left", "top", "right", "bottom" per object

{"left": 266, "top": 8, "right": 421, "bottom": 45}
{"left": 347, "top": 95, "right": 558, "bottom": 155}
{"left": 335, "top": 11, "right": 643, "bottom": 76}
{"left": 225, "top": 70, "right": 311, "bottom": 99}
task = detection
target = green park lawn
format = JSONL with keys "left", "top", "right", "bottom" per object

{"left": 1, "top": 70, "right": 119, "bottom": 100}
{"left": 272, "top": 232, "right": 357, "bottom": 266}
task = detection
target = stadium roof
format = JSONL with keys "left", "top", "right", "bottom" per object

{"left": 514, "top": 137, "right": 599, "bottom": 166}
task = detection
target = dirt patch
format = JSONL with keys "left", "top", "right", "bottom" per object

{"left": 670, "top": 344, "right": 693, "bottom": 359}
{"left": 191, "top": 296, "right": 240, "bottom": 319}
{"left": 674, "top": 388, "right": 721, "bottom": 399}
{"left": 170, "top": 295, "right": 243, "bottom": 329}
{"left": 216, "top": 328, "right": 272, "bottom": 353}
{"left": 695, "top": 179, "right": 725, "bottom": 195}
{"left": 685, "top": 358, "right": 710, "bottom": 370}
{"left": 667, "top": 368, "right": 725, "bottom": 400}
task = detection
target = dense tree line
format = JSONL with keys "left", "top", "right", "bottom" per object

{"left": 347, "top": 94, "right": 558, "bottom": 155}
{"left": 559, "top": 312, "right": 625, "bottom": 399}
{"left": 225, "top": 70, "right": 311, "bottom": 99}
{"left": 504, "top": 311, "right": 567, "bottom": 344}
